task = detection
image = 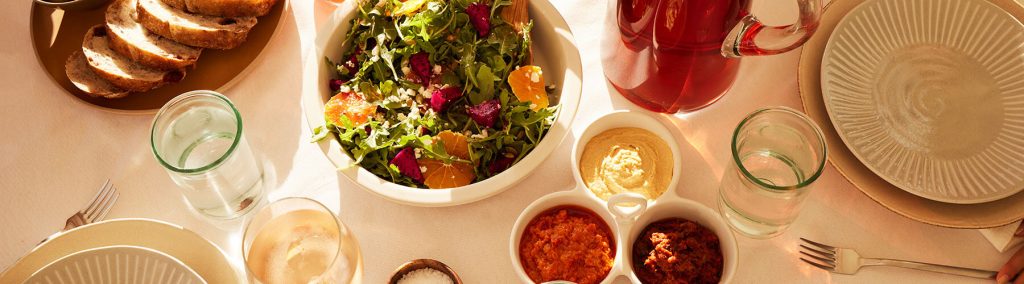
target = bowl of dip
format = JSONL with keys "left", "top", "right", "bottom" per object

{"left": 624, "top": 199, "right": 737, "bottom": 283}
{"left": 572, "top": 111, "right": 683, "bottom": 201}
{"left": 510, "top": 191, "right": 619, "bottom": 284}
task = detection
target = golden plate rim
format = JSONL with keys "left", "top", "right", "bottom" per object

{"left": 799, "top": 0, "right": 1024, "bottom": 229}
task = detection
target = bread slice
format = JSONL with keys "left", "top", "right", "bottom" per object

{"left": 66, "top": 51, "right": 129, "bottom": 99}
{"left": 106, "top": 0, "right": 202, "bottom": 70}
{"left": 82, "top": 25, "right": 185, "bottom": 92}
{"left": 137, "top": 0, "right": 258, "bottom": 50}
{"left": 160, "top": 0, "right": 278, "bottom": 18}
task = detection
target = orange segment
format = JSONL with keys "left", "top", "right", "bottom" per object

{"left": 419, "top": 158, "right": 476, "bottom": 189}
{"left": 508, "top": 65, "right": 549, "bottom": 111}
{"left": 325, "top": 91, "right": 376, "bottom": 127}
{"left": 434, "top": 130, "right": 470, "bottom": 160}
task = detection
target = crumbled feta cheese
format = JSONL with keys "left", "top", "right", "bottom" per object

{"left": 401, "top": 66, "right": 411, "bottom": 74}
{"left": 470, "top": 129, "right": 490, "bottom": 139}
{"left": 419, "top": 86, "right": 432, "bottom": 98}
{"left": 408, "top": 103, "right": 421, "bottom": 120}
{"left": 432, "top": 65, "right": 442, "bottom": 75}
{"left": 529, "top": 103, "right": 537, "bottom": 109}
{"left": 530, "top": 72, "right": 540, "bottom": 83}
{"left": 419, "top": 166, "right": 427, "bottom": 173}
{"left": 414, "top": 148, "right": 422, "bottom": 158}
{"left": 338, "top": 85, "right": 351, "bottom": 93}
{"left": 427, "top": 2, "right": 441, "bottom": 11}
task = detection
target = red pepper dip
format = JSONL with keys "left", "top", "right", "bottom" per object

{"left": 519, "top": 206, "right": 615, "bottom": 284}
{"left": 631, "top": 218, "right": 723, "bottom": 284}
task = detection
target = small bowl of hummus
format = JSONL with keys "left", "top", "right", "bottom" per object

{"left": 572, "top": 111, "right": 683, "bottom": 202}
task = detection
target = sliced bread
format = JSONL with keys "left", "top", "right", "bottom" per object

{"left": 82, "top": 25, "right": 186, "bottom": 92}
{"left": 137, "top": 0, "right": 258, "bottom": 50}
{"left": 160, "top": 0, "right": 279, "bottom": 18}
{"left": 106, "top": 0, "right": 202, "bottom": 70}
{"left": 66, "top": 51, "right": 129, "bottom": 99}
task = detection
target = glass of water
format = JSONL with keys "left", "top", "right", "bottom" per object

{"left": 718, "top": 106, "right": 827, "bottom": 238}
{"left": 150, "top": 90, "right": 264, "bottom": 219}
{"left": 242, "top": 197, "right": 363, "bottom": 284}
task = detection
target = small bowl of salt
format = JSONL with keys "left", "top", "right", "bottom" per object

{"left": 388, "top": 259, "right": 462, "bottom": 284}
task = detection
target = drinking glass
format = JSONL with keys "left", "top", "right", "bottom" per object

{"left": 151, "top": 90, "right": 264, "bottom": 219}
{"left": 718, "top": 107, "right": 827, "bottom": 238}
{"left": 243, "top": 197, "right": 363, "bottom": 284}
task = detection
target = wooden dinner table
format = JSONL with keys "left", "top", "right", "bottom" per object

{"left": 0, "top": 0, "right": 1018, "bottom": 283}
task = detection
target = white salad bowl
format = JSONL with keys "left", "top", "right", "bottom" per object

{"left": 302, "top": 0, "right": 582, "bottom": 207}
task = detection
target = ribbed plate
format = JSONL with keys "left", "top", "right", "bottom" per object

{"left": 822, "top": 0, "right": 1024, "bottom": 204}
{"left": 25, "top": 246, "right": 205, "bottom": 284}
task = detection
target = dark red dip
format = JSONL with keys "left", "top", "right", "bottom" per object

{"left": 632, "top": 218, "right": 723, "bottom": 284}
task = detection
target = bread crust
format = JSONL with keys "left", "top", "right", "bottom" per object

{"left": 106, "top": 0, "right": 202, "bottom": 70}
{"left": 81, "top": 25, "right": 186, "bottom": 92}
{"left": 137, "top": 0, "right": 258, "bottom": 50}
{"left": 162, "top": 0, "right": 279, "bottom": 18}
{"left": 65, "top": 50, "right": 129, "bottom": 99}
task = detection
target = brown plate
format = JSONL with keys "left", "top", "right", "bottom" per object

{"left": 30, "top": 0, "right": 286, "bottom": 113}
{"left": 799, "top": 0, "right": 1024, "bottom": 228}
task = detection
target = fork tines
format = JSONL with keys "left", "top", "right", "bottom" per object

{"left": 83, "top": 179, "right": 119, "bottom": 223}
{"left": 799, "top": 238, "right": 837, "bottom": 272}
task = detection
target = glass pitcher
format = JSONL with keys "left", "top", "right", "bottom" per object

{"left": 602, "top": 0, "right": 822, "bottom": 113}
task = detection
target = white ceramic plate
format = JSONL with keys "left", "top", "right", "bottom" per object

{"left": 821, "top": 0, "right": 1024, "bottom": 204}
{"left": 302, "top": 0, "right": 582, "bottom": 207}
{"left": 0, "top": 219, "right": 239, "bottom": 283}
{"left": 25, "top": 245, "right": 205, "bottom": 284}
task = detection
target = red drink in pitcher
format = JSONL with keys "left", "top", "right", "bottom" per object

{"left": 602, "top": 0, "right": 824, "bottom": 113}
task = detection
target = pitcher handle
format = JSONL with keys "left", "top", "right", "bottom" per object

{"left": 721, "top": 0, "right": 822, "bottom": 58}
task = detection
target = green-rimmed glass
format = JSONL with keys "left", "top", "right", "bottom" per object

{"left": 718, "top": 106, "right": 827, "bottom": 238}
{"left": 150, "top": 90, "right": 264, "bottom": 219}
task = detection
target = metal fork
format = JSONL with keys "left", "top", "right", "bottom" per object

{"left": 799, "top": 238, "right": 997, "bottom": 279}
{"left": 40, "top": 180, "right": 119, "bottom": 244}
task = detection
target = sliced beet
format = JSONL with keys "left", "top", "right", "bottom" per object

{"left": 429, "top": 86, "right": 463, "bottom": 113}
{"left": 466, "top": 3, "right": 491, "bottom": 37}
{"left": 389, "top": 148, "right": 424, "bottom": 183}
{"left": 410, "top": 52, "right": 432, "bottom": 81}
{"left": 328, "top": 79, "right": 345, "bottom": 92}
{"left": 467, "top": 99, "right": 501, "bottom": 128}
{"left": 488, "top": 156, "right": 515, "bottom": 175}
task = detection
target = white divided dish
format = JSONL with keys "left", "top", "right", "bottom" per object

{"left": 509, "top": 111, "right": 738, "bottom": 283}
{"left": 821, "top": 0, "right": 1024, "bottom": 204}
{"left": 302, "top": 0, "right": 583, "bottom": 207}
{"left": 25, "top": 245, "right": 205, "bottom": 284}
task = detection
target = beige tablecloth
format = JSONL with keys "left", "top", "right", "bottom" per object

{"left": 0, "top": 0, "right": 1019, "bottom": 283}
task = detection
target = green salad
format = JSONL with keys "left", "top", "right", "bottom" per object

{"left": 315, "top": 0, "right": 558, "bottom": 189}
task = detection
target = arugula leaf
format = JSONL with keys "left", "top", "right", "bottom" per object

{"left": 471, "top": 65, "right": 495, "bottom": 104}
